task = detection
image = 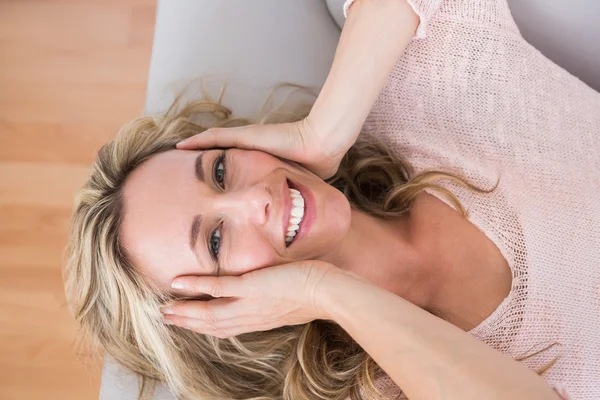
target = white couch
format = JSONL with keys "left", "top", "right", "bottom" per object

{"left": 100, "top": 1, "right": 600, "bottom": 398}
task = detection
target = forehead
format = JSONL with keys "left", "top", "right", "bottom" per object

{"left": 122, "top": 150, "right": 198, "bottom": 215}
{"left": 119, "top": 149, "right": 204, "bottom": 285}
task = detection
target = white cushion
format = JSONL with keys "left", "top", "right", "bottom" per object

{"left": 144, "top": 0, "right": 341, "bottom": 118}
{"left": 506, "top": 0, "right": 600, "bottom": 91}
{"left": 99, "top": 355, "right": 176, "bottom": 400}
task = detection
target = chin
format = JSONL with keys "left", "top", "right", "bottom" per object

{"left": 293, "top": 184, "right": 351, "bottom": 256}
{"left": 320, "top": 188, "right": 353, "bottom": 243}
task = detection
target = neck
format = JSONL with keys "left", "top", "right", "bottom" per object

{"left": 319, "top": 192, "right": 506, "bottom": 332}
{"left": 319, "top": 205, "right": 438, "bottom": 310}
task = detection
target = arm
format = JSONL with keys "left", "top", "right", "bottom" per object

{"left": 308, "top": 0, "right": 419, "bottom": 154}
{"left": 317, "top": 271, "right": 562, "bottom": 400}
{"left": 176, "top": 0, "right": 420, "bottom": 179}
{"left": 162, "top": 259, "right": 562, "bottom": 398}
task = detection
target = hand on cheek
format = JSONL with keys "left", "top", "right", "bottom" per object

{"left": 161, "top": 260, "right": 344, "bottom": 338}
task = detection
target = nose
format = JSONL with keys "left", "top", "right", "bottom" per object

{"left": 216, "top": 183, "right": 271, "bottom": 226}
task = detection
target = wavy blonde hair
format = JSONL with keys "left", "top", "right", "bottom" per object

{"left": 64, "top": 86, "right": 561, "bottom": 400}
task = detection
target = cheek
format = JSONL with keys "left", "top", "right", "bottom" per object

{"left": 226, "top": 234, "right": 279, "bottom": 275}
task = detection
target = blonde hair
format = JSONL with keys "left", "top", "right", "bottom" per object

{"left": 64, "top": 87, "right": 560, "bottom": 400}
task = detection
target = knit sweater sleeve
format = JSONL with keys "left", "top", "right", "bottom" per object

{"left": 343, "top": 0, "right": 442, "bottom": 38}
{"left": 343, "top": 0, "right": 519, "bottom": 38}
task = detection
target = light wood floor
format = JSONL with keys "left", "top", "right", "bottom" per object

{"left": 0, "top": 0, "right": 156, "bottom": 398}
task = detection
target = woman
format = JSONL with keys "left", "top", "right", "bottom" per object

{"left": 65, "top": 0, "right": 599, "bottom": 399}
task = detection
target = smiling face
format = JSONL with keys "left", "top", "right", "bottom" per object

{"left": 120, "top": 149, "right": 351, "bottom": 291}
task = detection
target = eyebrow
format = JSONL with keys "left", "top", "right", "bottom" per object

{"left": 194, "top": 152, "right": 205, "bottom": 182}
{"left": 189, "top": 153, "right": 206, "bottom": 251}
{"left": 189, "top": 215, "right": 202, "bottom": 251}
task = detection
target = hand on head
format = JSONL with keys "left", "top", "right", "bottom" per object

{"left": 161, "top": 260, "right": 345, "bottom": 338}
{"left": 176, "top": 117, "right": 354, "bottom": 180}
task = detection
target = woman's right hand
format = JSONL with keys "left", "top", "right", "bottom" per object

{"left": 176, "top": 116, "right": 355, "bottom": 179}
{"left": 162, "top": 260, "right": 346, "bottom": 338}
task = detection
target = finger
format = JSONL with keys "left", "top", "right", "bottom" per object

{"left": 171, "top": 274, "right": 247, "bottom": 298}
{"left": 163, "top": 297, "right": 257, "bottom": 322}
{"left": 177, "top": 123, "right": 301, "bottom": 161}
{"left": 176, "top": 125, "right": 267, "bottom": 151}
{"left": 164, "top": 314, "right": 278, "bottom": 338}
{"left": 201, "top": 321, "right": 277, "bottom": 339}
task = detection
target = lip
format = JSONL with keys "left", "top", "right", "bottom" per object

{"left": 282, "top": 179, "right": 293, "bottom": 246}
{"left": 286, "top": 178, "right": 315, "bottom": 246}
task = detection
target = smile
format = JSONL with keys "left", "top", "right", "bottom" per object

{"left": 285, "top": 187, "right": 305, "bottom": 245}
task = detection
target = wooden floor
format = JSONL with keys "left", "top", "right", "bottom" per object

{"left": 0, "top": 0, "right": 156, "bottom": 398}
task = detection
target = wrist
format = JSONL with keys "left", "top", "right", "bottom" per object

{"left": 305, "top": 105, "right": 362, "bottom": 162}
{"left": 307, "top": 104, "right": 360, "bottom": 141}
{"left": 313, "top": 268, "right": 363, "bottom": 322}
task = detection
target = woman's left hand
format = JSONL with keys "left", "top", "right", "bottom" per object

{"left": 161, "top": 260, "right": 344, "bottom": 338}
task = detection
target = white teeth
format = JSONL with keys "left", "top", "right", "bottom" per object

{"left": 286, "top": 187, "right": 306, "bottom": 245}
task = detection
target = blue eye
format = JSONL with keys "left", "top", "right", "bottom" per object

{"left": 213, "top": 152, "right": 226, "bottom": 189}
{"left": 209, "top": 225, "right": 221, "bottom": 261}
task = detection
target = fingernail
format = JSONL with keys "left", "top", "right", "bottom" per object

{"left": 171, "top": 280, "right": 185, "bottom": 290}
{"left": 163, "top": 319, "right": 175, "bottom": 325}
{"left": 161, "top": 307, "right": 174, "bottom": 315}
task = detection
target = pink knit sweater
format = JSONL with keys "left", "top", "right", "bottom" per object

{"left": 344, "top": 0, "right": 600, "bottom": 399}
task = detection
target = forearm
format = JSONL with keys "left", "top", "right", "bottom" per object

{"left": 308, "top": 0, "right": 418, "bottom": 146}
{"left": 317, "top": 272, "right": 561, "bottom": 400}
